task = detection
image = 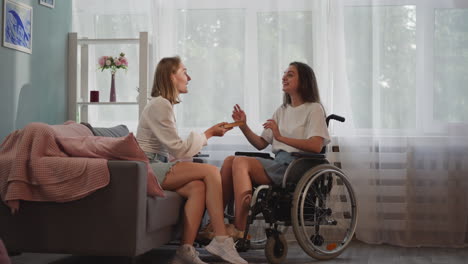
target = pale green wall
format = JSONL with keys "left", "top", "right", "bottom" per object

{"left": 0, "top": 0, "right": 72, "bottom": 141}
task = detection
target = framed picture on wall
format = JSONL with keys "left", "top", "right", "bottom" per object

{"left": 39, "top": 0, "right": 54, "bottom": 9}
{"left": 2, "top": 0, "right": 33, "bottom": 54}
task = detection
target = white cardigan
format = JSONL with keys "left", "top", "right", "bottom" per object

{"left": 136, "top": 96, "right": 207, "bottom": 159}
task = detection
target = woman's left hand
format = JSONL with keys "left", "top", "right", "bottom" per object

{"left": 263, "top": 119, "right": 281, "bottom": 140}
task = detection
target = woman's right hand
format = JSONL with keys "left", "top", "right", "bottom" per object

{"left": 232, "top": 104, "right": 247, "bottom": 124}
{"left": 204, "top": 122, "right": 231, "bottom": 138}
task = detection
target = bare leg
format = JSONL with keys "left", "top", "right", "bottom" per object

{"left": 174, "top": 180, "right": 206, "bottom": 245}
{"left": 220, "top": 156, "right": 235, "bottom": 208}
{"left": 162, "top": 162, "right": 227, "bottom": 236}
{"left": 231, "top": 156, "right": 272, "bottom": 231}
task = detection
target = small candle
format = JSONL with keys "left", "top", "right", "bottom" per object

{"left": 90, "top": 90, "right": 100, "bottom": 102}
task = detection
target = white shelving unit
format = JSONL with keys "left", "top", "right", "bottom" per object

{"left": 67, "top": 32, "right": 149, "bottom": 123}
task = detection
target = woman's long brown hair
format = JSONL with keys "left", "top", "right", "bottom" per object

{"left": 283, "top": 62, "right": 322, "bottom": 106}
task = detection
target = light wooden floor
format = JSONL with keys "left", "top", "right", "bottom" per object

{"left": 11, "top": 240, "right": 468, "bottom": 264}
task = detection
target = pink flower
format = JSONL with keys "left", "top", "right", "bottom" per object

{"left": 98, "top": 56, "right": 106, "bottom": 67}
{"left": 120, "top": 57, "right": 128, "bottom": 66}
{"left": 115, "top": 59, "right": 122, "bottom": 66}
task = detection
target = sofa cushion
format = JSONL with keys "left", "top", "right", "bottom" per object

{"left": 146, "top": 190, "right": 184, "bottom": 232}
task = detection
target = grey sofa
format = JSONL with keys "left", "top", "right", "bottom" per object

{"left": 0, "top": 160, "right": 184, "bottom": 257}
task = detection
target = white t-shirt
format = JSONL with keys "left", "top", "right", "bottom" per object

{"left": 260, "top": 102, "right": 330, "bottom": 154}
{"left": 136, "top": 96, "right": 207, "bottom": 159}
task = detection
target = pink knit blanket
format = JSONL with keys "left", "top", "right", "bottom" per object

{"left": 0, "top": 122, "right": 109, "bottom": 213}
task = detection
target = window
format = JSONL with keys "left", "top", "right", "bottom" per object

{"left": 257, "top": 11, "right": 314, "bottom": 121}
{"left": 176, "top": 9, "right": 245, "bottom": 128}
{"left": 434, "top": 8, "right": 468, "bottom": 123}
{"left": 342, "top": 0, "right": 468, "bottom": 135}
{"left": 72, "top": 0, "right": 468, "bottom": 138}
{"left": 174, "top": 4, "right": 317, "bottom": 137}
{"left": 343, "top": 5, "right": 416, "bottom": 130}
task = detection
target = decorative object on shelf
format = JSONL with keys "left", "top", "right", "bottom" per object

{"left": 110, "top": 73, "right": 116, "bottom": 102}
{"left": 39, "top": 0, "right": 54, "bottom": 8}
{"left": 98, "top": 52, "right": 128, "bottom": 102}
{"left": 3, "top": 0, "right": 33, "bottom": 54}
{"left": 90, "top": 90, "right": 99, "bottom": 102}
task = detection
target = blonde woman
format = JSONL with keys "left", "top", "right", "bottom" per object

{"left": 136, "top": 56, "right": 248, "bottom": 264}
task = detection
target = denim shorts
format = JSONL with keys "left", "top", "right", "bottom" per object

{"left": 254, "top": 151, "right": 297, "bottom": 186}
{"left": 145, "top": 152, "right": 178, "bottom": 185}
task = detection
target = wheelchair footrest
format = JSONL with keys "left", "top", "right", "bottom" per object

{"left": 235, "top": 238, "right": 250, "bottom": 252}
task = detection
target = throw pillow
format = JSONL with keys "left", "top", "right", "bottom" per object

{"left": 56, "top": 133, "right": 164, "bottom": 197}
{"left": 80, "top": 122, "right": 130, "bottom": 137}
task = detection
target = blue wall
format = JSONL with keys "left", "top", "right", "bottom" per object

{"left": 0, "top": 0, "right": 72, "bottom": 141}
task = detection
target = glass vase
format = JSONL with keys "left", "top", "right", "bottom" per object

{"left": 110, "top": 72, "right": 116, "bottom": 102}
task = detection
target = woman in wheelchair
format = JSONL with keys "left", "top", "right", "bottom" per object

{"left": 215, "top": 62, "right": 357, "bottom": 263}
{"left": 221, "top": 61, "right": 330, "bottom": 235}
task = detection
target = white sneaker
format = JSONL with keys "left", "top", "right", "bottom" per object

{"left": 205, "top": 237, "right": 248, "bottom": 264}
{"left": 170, "top": 244, "right": 208, "bottom": 264}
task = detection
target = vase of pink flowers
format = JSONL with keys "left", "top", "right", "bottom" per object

{"left": 98, "top": 52, "right": 128, "bottom": 102}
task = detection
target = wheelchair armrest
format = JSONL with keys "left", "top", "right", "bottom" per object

{"left": 291, "top": 152, "right": 326, "bottom": 159}
{"left": 193, "top": 153, "right": 209, "bottom": 163}
{"left": 234, "top": 151, "right": 273, "bottom": 160}
{"left": 193, "top": 153, "right": 209, "bottom": 158}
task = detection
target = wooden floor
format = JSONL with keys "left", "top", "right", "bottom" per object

{"left": 10, "top": 240, "right": 468, "bottom": 264}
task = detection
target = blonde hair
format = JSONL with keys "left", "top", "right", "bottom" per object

{"left": 151, "top": 56, "right": 181, "bottom": 104}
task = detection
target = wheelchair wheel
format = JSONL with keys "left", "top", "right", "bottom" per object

{"left": 291, "top": 164, "right": 358, "bottom": 260}
{"left": 265, "top": 233, "right": 288, "bottom": 264}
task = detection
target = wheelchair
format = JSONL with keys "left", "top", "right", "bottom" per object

{"left": 231, "top": 115, "right": 358, "bottom": 264}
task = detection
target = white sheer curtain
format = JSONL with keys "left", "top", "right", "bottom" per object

{"left": 331, "top": 0, "right": 468, "bottom": 247}
{"left": 72, "top": 0, "right": 468, "bottom": 247}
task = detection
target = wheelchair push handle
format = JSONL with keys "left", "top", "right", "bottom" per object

{"left": 326, "top": 114, "right": 345, "bottom": 126}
